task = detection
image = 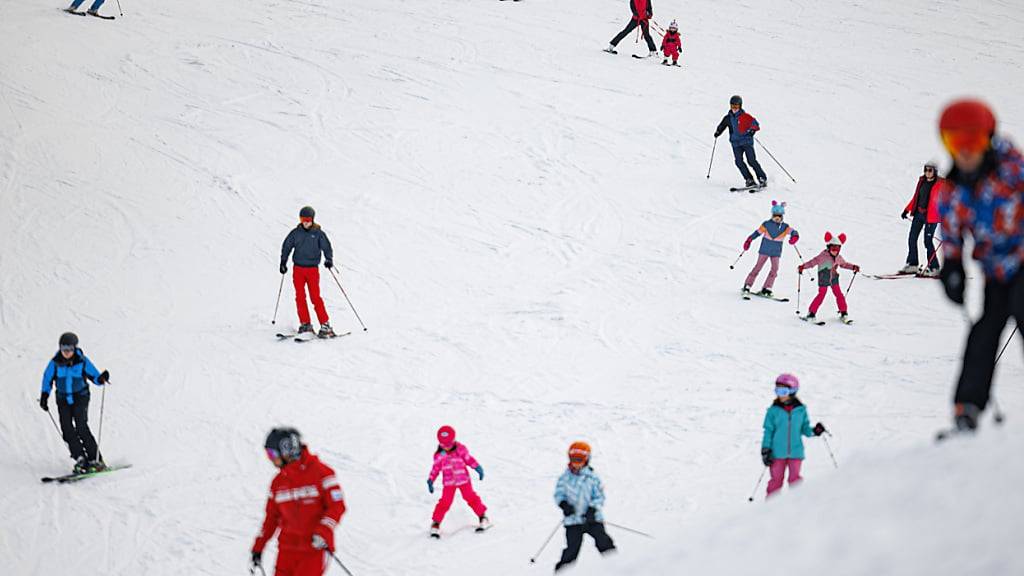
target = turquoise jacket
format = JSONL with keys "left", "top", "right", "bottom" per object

{"left": 761, "top": 399, "right": 814, "bottom": 460}
{"left": 554, "top": 466, "right": 606, "bottom": 527}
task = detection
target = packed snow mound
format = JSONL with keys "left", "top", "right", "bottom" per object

{"left": 594, "top": 426, "right": 1024, "bottom": 576}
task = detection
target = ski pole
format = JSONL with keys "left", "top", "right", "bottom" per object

{"left": 97, "top": 383, "right": 107, "bottom": 462}
{"left": 822, "top": 433, "right": 839, "bottom": 469}
{"left": 271, "top": 273, "right": 286, "bottom": 325}
{"left": 327, "top": 267, "right": 368, "bottom": 331}
{"left": 249, "top": 563, "right": 267, "bottom": 576}
{"left": 792, "top": 243, "right": 804, "bottom": 265}
{"left": 46, "top": 409, "right": 63, "bottom": 439}
{"left": 529, "top": 520, "right": 563, "bottom": 564}
{"left": 729, "top": 249, "right": 746, "bottom": 270}
{"left": 754, "top": 138, "right": 796, "bottom": 183}
{"left": 605, "top": 521, "right": 654, "bottom": 539}
{"left": 921, "top": 239, "right": 944, "bottom": 272}
{"left": 846, "top": 271, "right": 859, "bottom": 294}
{"left": 796, "top": 269, "right": 802, "bottom": 315}
{"left": 115, "top": 0, "right": 123, "bottom": 17}
{"left": 748, "top": 466, "right": 768, "bottom": 502}
{"left": 991, "top": 325, "right": 1019, "bottom": 425}
{"left": 706, "top": 137, "right": 718, "bottom": 179}
{"left": 330, "top": 552, "right": 355, "bottom": 576}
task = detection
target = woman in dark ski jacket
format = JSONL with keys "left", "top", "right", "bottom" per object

{"left": 280, "top": 205, "right": 335, "bottom": 337}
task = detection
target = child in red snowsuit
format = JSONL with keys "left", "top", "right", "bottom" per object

{"left": 799, "top": 232, "right": 860, "bottom": 322}
{"left": 661, "top": 20, "right": 682, "bottom": 66}
{"left": 427, "top": 426, "right": 490, "bottom": 537}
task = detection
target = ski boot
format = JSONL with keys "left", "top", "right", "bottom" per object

{"left": 742, "top": 285, "right": 752, "bottom": 296}
{"left": 899, "top": 263, "right": 919, "bottom": 274}
{"left": 758, "top": 288, "right": 773, "bottom": 298}
{"left": 803, "top": 312, "right": 817, "bottom": 321}
{"left": 73, "top": 457, "right": 90, "bottom": 475}
{"left": 758, "top": 177, "right": 768, "bottom": 189}
{"left": 672, "top": 60, "right": 681, "bottom": 67}
{"left": 476, "top": 515, "right": 491, "bottom": 532}
{"left": 297, "top": 323, "right": 314, "bottom": 334}
{"left": 649, "top": 50, "right": 658, "bottom": 58}
{"left": 318, "top": 322, "right": 335, "bottom": 338}
{"left": 603, "top": 44, "right": 618, "bottom": 55}
{"left": 839, "top": 311, "right": 852, "bottom": 324}
{"left": 954, "top": 403, "right": 981, "bottom": 432}
{"left": 744, "top": 179, "right": 756, "bottom": 189}
{"left": 920, "top": 267, "right": 940, "bottom": 278}
{"left": 662, "top": 58, "right": 669, "bottom": 65}
{"left": 87, "top": 459, "right": 107, "bottom": 473}
{"left": 430, "top": 522, "right": 440, "bottom": 539}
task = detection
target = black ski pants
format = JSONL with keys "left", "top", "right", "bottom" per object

{"left": 57, "top": 395, "right": 99, "bottom": 462}
{"left": 733, "top": 142, "right": 766, "bottom": 182}
{"left": 610, "top": 19, "right": 657, "bottom": 52}
{"left": 907, "top": 215, "right": 939, "bottom": 269}
{"left": 955, "top": 273, "right": 1024, "bottom": 411}
{"left": 554, "top": 522, "right": 616, "bottom": 572}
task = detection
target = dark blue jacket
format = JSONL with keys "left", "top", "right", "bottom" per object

{"left": 41, "top": 349, "right": 102, "bottom": 405}
{"left": 281, "top": 225, "right": 334, "bottom": 268}
{"left": 715, "top": 109, "right": 759, "bottom": 147}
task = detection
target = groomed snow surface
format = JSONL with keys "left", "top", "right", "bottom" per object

{"left": 1, "top": 0, "right": 1023, "bottom": 574}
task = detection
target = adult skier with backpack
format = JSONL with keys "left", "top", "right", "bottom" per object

{"left": 605, "top": 0, "right": 658, "bottom": 58}
{"left": 251, "top": 428, "right": 347, "bottom": 576}
{"left": 715, "top": 95, "right": 768, "bottom": 190}
{"left": 553, "top": 442, "right": 616, "bottom": 572}
{"left": 280, "top": 206, "right": 336, "bottom": 338}
{"left": 900, "top": 161, "right": 946, "bottom": 276}
{"left": 39, "top": 332, "right": 110, "bottom": 474}
{"left": 936, "top": 99, "right": 1024, "bottom": 432}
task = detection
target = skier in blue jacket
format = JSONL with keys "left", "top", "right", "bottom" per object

{"left": 715, "top": 95, "right": 768, "bottom": 189}
{"left": 40, "top": 332, "right": 110, "bottom": 474}
{"left": 743, "top": 201, "right": 799, "bottom": 297}
{"left": 760, "top": 374, "right": 826, "bottom": 497}
{"left": 553, "top": 441, "right": 615, "bottom": 572}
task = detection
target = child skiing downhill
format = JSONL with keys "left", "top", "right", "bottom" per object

{"left": 39, "top": 332, "right": 111, "bottom": 474}
{"left": 714, "top": 95, "right": 767, "bottom": 190}
{"left": 798, "top": 232, "right": 860, "bottom": 323}
{"left": 743, "top": 201, "right": 799, "bottom": 297}
{"left": 554, "top": 442, "right": 616, "bottom": 572}
{"left": 660, "top": 20, "right": 682, "bottom": 66}
{"left": 760, "top": 374, "right": 827, "bottom": 497}
{"left": 280, "top": 206, "right": 336, "bottom": 338}
{"left": 427, "top": 426, "right": 489, "bottom": 537}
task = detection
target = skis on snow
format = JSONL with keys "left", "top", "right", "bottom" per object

{"left": 730, "top": 184, "right": 767, "bottom": 193}
{"left": 63, "top": 8, "right": 115, "bottom": 19}
{"left": 431, "top": 521, "right": 493, "bottom": 539}
{"left": 276, "top": 331, "right": 352, "bottom": 343}
{"left": 42, "top": 464, "right": 132, "bottom": 484}
{"left": 742, "top": 291, "right": 790, "bottom": 303}
{"left": 798, "top": 315, "right": 853, "bottom": 326}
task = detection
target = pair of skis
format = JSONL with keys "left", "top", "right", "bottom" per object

{"left": 431, "top": 521, "right": 492, "bottom": 539}
{"left": 42, "top": 464, "right": 132, "bottom": 484}
{"left": 799, "top": 315, "right": 853, "bottom": 326}
{"left": 730, "top": 183, "right": 768, "bottom": 193}
{"left": 276, "top": 331, "right": 352, "bottom": 343}
{"left": 742, "top": 291, "right": 789, "bottom": 303}
{"left": 63, "top": 8, "right": 116, "bottom": 20}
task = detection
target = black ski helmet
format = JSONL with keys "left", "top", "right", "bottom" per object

{"left": 730, "top": 95, "right": 743, "bottom": 107}
{"left": 59, "top": 332, "right": 79, "bottom": 348}
{"left": 299, "top": 206, "right": 316, "bottom": 220}
{"left": 265, "top": 427, "right": 303, "bottom": 462}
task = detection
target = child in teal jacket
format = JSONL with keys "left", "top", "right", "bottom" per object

{"left": 760, "top": 374, "right": 826, "bottom": 496}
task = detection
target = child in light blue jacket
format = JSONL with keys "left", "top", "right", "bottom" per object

{"left": 553, "top": 441, "right": 616, "bottom": 571}
{"left": 761, "top": 374, "right": 826, "bottom": 497}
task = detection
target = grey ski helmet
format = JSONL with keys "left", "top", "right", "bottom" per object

{"left": 299, "top": 206, "right": 316, "bottom": 220}
{"left": 59, "top": 332, "right": 79, "bottom": 348}
{"left": 265, "top": 427, "right": 303, "bottom": 463}
{"left": 730, "top": 95, "right": 743, "bottom": 107}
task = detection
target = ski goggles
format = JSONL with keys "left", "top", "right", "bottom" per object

{"left": 941, "top": 129, "right": 990, "bottom": 156}
{"left": 923, "top": 166, "right": 936, "bottom": 174}
{"left": 265, "top": 448, "right": 282, "bottom": 461}
{"left": 299, "top": 217, "right": 313, "bottom": 224}
{"left": 774, "top": 386, "right": 795, "bottom": 397}
{"left": 60, "top": 345, "right": 75, "bottom": 353}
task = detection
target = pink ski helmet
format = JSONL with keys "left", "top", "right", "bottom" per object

{"left": 775, "top": 373, "right": 800, "bottom": 391}
{"left": 436, "top": 425, "right": 456, "bottom": 449}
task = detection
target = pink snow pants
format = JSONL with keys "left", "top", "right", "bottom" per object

{"left": 745, "top": 254, "right": 780, "bottom": 290}
{"left": 809, "top": 284, "right": 847, "bottom": 314}
{"left": 766, "top": 458, "right": 803, "bottom": 496}
{"left": 432, "top": 482, "right": 487, "bottom": 523}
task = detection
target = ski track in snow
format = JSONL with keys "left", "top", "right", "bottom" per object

{"left": 1, "top": 0, "right": 1023, "bottom": 574}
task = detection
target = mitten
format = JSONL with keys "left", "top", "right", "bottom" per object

{"left": 813, "top": 422, "right": 827, "bottom": 436}
{"left": 474, "top": 465, "right": 484, "bottom": 481}
{"left": 558, "top": 501, "right": 575, "bottom": 517}
{"left": 761, "top": 448, "right": 773, "bottom": 466}
{"left": 940, "top": 259, "right": 965, "bottom": 305}
{"left": 584, "top": 507, "right": 597, "bottom": 524}
{"left": 97, "top": 370, "right": 110, "bottom": 384}
{"left": 901, "top": 211, "right": 909, "bottom": 220}
{"left": 789, "top": 235, "right": 799, "bottom": 245}
{"left": 427, "top": 479, "right": 434, "bottom": 494}
{"left": 280, "top": 263, "right": 288, "bottom": 274}
{"left": 311, "top": 524, "right": 334, "bottom": 551}
{"left": 324, "top": 260, "right": 333, "bottom": 270}
{"left": 39, "top": 392, "right": 49, "bottom": 412}
{"left": 743, "top": 238, "right": 752, "bottom": 251}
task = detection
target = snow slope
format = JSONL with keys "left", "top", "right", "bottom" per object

{"left": 0, "top": 0, "right": 1022, "bottom": 574}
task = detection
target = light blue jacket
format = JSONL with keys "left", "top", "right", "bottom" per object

{"left": 554, "top": 466, "right": 606, "bottom": 526}
{"left": 761, "top": 399, "right": 814, "bottom": 460}
{"left": 41, "top": 349, "right": 102, "bottom": 405}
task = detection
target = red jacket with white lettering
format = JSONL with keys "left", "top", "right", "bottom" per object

{"left": 253, "top": 448, "right": 347, "bottom": 554}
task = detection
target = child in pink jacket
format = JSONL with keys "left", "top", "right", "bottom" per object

{"left": 427, "top": 425, "right": 489, "bottom": 537}
{"left": 798, "top": 232, "right": 860, "bottom": 322}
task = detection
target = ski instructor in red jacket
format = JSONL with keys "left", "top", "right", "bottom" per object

{"left": 251, "top": 428, "right": 347, "bottom": 576}
{"left": 605, "top": 0, "right": 657, "bottom": 57}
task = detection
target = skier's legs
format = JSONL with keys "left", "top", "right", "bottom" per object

{"left": 88, "top": 0, "right": 106, "bottom": 12}
{"left": 70, "top": 397, "right": 99, "bottom": 461}
{"left": 274, "top": 550, "right": 328, "bottom": 576}
{"left": 555, "top": 525, "right": 585, "bottom": 572}
{"left": 766, "top": 458, "right": 787, "bottom": 496}
{"left": 431, "top": 485, "right": 457, "bottom": 523}
{"left": 923, "top": 223, "right": 939, "bottom": 270}
{"left": 744, "top": 254, "right": 769, "bottom": 288}
{"left": 831, "top": 283, "right": 848, "bottom": 313}
{"left": 292, "top": 268, "right": 312, "bottom": 325}
{"left": 457, "top": 482, "right": 487, "bottom": 517}
{"left": 57, "top": 400, "right": 86, "bottom": 460}
{"left": 786, "top": 459, "right": 803, "bottom": 486}
{"left": 586, "top": 522, "right": 616, "bottom": 553}
{"left": 640, "top": 21, "right": 657, "bottom": 52}
{"left": 304, "top": 267, "right": 330, "bottom": 325}
{"left": 732, "top": 145, "right": 754, "bottom": 181}
{"left": 609, "top": 20, "right": 639, "bottom": 47}
{"left": 742, "top": 144, "right": 767, "bottom": 181}
{"left": 808, "top": 286, "right": 829, "bottom": 314}
{"left": 69, "top": 0, "right": 87, "bottom": 9}
{"left": 906, "top": 216, "right": 924, "bottom": 266}
{"left": 763, "top": 256, "right": 781, "bottom": 290}
{"left": 955, "top": 280, "right": 1012, "bottom": 411}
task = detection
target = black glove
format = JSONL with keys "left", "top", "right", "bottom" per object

{"left": 813, "top": 422, "right": 827, "bottom": 436}
{"left": 251, "top": 551, "right": 262, "bottom": 568}
{"left": 324, "top": 260, "right": 333, "bottom": 270}
{"left": 97, "top": 370, "right": 110, "bottom": 384}
{"left": 584, "top": 507, "right": 597, "bottom": 524}
{"left": 901, "top": 211, "right": 909, "bottom": 220}
{"left": 761, "top": 448, "right": 773, "bottom": 466}
{"left": 558, "top": 501, "right": 575, "bottom": 517}
{"left": 40, "top": 392, "right": 49, "bottom": 412}
{"left": 714, "top": 130, "right": 722, "bottom": 138}
{"left": 940, "top": 258, "right": 965, "bottom": 305}
{"left": 280, "top": 263, "right": 288, "bottom": 274}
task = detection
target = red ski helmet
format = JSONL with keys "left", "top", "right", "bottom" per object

{"left": 436, "top": 425, "right": 456, "bottom": 449}
{"left": 939, "top": 99, "right": 996, "bottom": 155}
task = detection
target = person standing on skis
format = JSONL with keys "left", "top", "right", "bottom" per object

{"left": 554, "top": 442, "right": 616, "bottom": 572}
{"left": 715, "top": 95, "right": 768, "bottom": 190}
{"left": 743, "top": 200, "right": 799, "bottom": 298}
{"left": 900, "top": 161, "right": 946, "bottom": 276}
{"left": 39, "top": 332, "right": 110, "bottom": 474}
{"left": 280, "top": 206, "right": 336, "bottom": 337}
{"left": 936, "top": 99, "right": 1024, "bottom": 432}
{"left": 605, "top": 0, "right": 657, "bottom": 58}
{"left": 251, "top": 428, "right": 347, "bottom": 576}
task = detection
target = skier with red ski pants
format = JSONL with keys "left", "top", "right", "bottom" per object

{"left": 799, "top": 232, "right": 860, "bottom": 322}
{"left": 427, "top": 425, "right": 490, "bottom": 537}
{"left": 280, "top": 206, "right": 335, "bottom": 338}
{"left": 252, "top": 428, "right": 346, "bottom": 576}
{"left": 660, "top": 20, "right": 682, "bottom": 66}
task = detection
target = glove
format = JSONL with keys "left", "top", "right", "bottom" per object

{"left": 788, "top": 235, "right": 799, "bottom": 245}
{"left": 474, "top": 465, "right": 484, "bottom": 481}
{"left": 714, "top": 130, "right": 722, "bottom": 138}
{"left": 743, "top": 238, "right": 752, "bottom": 251}
{"left": 97, "top": 370, "right": 110, "bottom": 384}
{"left": 280, "top": 263, "right": 288, "bottom": 274}
{"left": 940, "top": 259, "right": 965, "bottom": 305}
{"left": 311, "top": 525, "right": 333, "bottom": 552}
{"left": 427, "top": 479, "right": 434, "bottom": 494}
{"left": 324, "top": 260, "right": 333, "bottom": 270}
{"left": 813, "top": 422, "right": 827, "bottom": 436}
{"left": 584, "top": 507, "right": 597, "bottom": 524}
{"left": 761, "top": 448, "right": 773, "bottom": 466}
{"left": 852, "top": 265, "right": 860, "bottom": 273}
{"left": 39, "top": 392, "right": 49, "bottom": 412}
{"left": 901, "top": 211, "right": 909, "bottom": 220}
{"left": 250, "top": 551, "right": 262, "bottom": 568}
{"left": 797, "top": 265, "right": 805, "bottom": 273}
{"left": 558, "top": 501, "right": 575, "bottom": 517}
